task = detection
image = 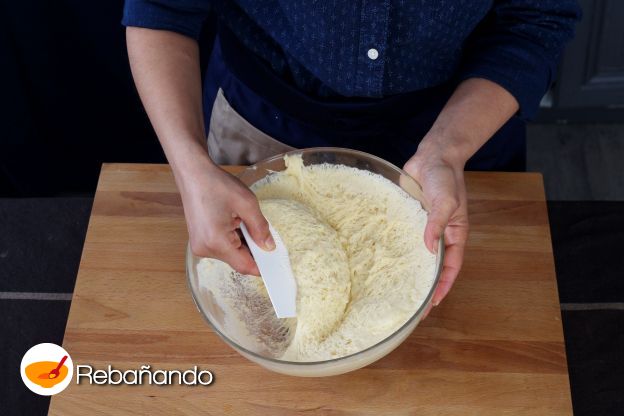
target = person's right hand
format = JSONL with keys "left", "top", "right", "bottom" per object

{"left": 179, "top": 161, "right": 275, "bottom": 276}
{"left": 126, "top": 27, "right": 275, "bottom": 275}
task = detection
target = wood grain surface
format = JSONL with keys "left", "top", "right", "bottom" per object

{"left": 49, "top": 164, "right": 572, "bottom": 415}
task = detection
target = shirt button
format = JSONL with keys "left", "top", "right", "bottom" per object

{"left": 367, "top": 48, "right": 379, "bottom": 60}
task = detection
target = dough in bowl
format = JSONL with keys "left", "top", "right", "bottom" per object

{"left": 198, "top": 155, "right": 437, "bottom": 361}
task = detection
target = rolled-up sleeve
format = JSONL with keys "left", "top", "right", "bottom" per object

{"left": 458, "top": 0, "right": 581, "bottom": 119}
{"left": 122, "top": 0, "right": 212, "bottom": 40}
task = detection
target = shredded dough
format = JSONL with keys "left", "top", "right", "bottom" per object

{"left": 198, "top": 155, "right": 436, "bottom": 361}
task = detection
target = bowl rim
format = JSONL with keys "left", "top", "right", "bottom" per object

{"left": 187, "top": 147, "right": 445, "bottom": 366}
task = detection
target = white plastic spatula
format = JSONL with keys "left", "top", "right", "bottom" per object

{"left": 240, "top": 221, "right": 297, "bottom": 318}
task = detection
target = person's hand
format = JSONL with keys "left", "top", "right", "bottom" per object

{"left": 178, "top": 160, "right": 275, "bottom": 276}
{"left": 404, "top": 140, "right": 469, "bottom": 308}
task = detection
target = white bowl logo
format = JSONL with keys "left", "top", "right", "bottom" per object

{"left": 20, "top": 343, "right": 73, "bottom": 396}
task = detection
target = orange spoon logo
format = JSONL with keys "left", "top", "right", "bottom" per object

{"left": 21, "top": 343, "right": 73, "bottom": 396}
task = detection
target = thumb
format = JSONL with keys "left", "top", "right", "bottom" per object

{"left": 237, "top": 195, "right": 276, "bottom": 251}
{"left": 424, "top": 195, "right": 458, "bottom": 254}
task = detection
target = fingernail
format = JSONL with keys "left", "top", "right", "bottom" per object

{"left": 264, "top": 235, "right": 276, "bottom": 251}
{"left": 432, "top": 299, "right": 440, "bottom": 307}
{"left": 432, "top": 239, "right": 439, "bottom": 254}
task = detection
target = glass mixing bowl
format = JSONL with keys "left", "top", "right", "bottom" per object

{"left": 187, "top": 147, "right": 444, "bottom": 377}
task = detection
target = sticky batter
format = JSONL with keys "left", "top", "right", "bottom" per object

{"left": 198, "top": 155, "right": 437, "bottom": 361}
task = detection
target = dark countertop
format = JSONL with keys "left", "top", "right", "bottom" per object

{"left": 1, "top": 198, "right": 622, "bottom": 415}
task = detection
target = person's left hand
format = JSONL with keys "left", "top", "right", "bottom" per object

{"left": 403, "top": 141, "right": 469, "bottom": 310}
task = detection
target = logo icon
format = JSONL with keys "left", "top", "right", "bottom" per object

{"left": 21, "top": 343, "right": 73, "bottom": 396}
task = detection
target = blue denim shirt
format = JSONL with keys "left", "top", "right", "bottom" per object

{"left": 123, "top": 0, "right": 580, "bottom": 120}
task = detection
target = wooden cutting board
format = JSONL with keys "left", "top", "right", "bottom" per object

{"left": 49, "top": 164, "right": 572, "bottom": 415}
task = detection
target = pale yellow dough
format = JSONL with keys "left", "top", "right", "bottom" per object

{"left": 198, "top": 155, "right": 437, "bottom": 361}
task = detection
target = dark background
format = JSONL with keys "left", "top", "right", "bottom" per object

{"left": 0, "top": 1, "right": 218, "bottom": 197}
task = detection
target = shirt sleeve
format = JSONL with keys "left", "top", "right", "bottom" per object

{"left": 458, "top": 0, "right": 581, "bottom": 119}
{"left": 122, "top": 0, "right": 212, "bottom": 40}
